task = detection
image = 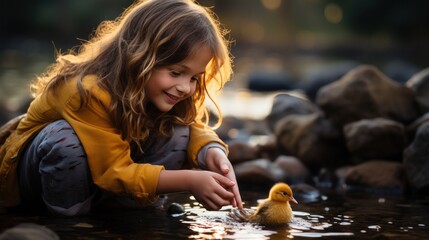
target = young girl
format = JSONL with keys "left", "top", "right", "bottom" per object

{"left": 0, "top": 0, "right": 243, "bottom": 216}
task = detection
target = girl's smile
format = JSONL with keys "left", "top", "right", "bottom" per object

{"left": 164, "top": 91, "right": 180, "bottom": 104}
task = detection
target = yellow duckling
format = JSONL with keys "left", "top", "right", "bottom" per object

{"left": 230, "top": 182, "right": 298, "bottom": 225}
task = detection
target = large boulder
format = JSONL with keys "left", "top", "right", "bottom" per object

{"left": 343, "top": 118, "right": 407, "bottom": 162}
{"left": 344, "top": 160, "right": 407, "bottom": 191}
{"left": 274, "top": 112, "right": 347, "bottom": 172}
{"left": 316, "top": 65, "right": 419, "bottom": 128}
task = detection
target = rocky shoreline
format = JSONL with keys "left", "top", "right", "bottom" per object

{"left": 218, "top": 65, "right": 429, "bottom": 197}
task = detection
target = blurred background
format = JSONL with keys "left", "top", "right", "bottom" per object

{"left": 1, "top": 0, "right": 429, "bottom": 121}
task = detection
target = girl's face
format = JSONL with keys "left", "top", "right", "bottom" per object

{"left": 146, "top": 45, "right": 212, "bottom": 112}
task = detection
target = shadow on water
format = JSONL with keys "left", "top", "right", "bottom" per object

{"left": 1, "top": 187, "right": 428, "bottom": 239}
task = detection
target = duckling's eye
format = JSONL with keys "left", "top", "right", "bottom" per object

{"left": 281, "top": 191, "right": 289, "bottom": 196}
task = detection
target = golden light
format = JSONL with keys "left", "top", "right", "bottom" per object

{"left": 241, "top": 21, "right": 265, "bottom": 43}
{"left": 324, "top": 3, "right": 343, "bottom": 24}
{"left": 261, "top": 0, "right": 282, "bottom": 10}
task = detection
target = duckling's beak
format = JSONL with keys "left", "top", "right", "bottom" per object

{"left": 289, "top": 196, "right": 298, "bottom": 204}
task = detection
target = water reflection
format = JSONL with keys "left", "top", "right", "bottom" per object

{"left": 173, "top": 190, "right": 429, "bottom": 239}
{"left": 182, "top": 206, "right": 356, "bottom": 239}
{"left": 1, "top": 189, "right": 428, "bottom": 239}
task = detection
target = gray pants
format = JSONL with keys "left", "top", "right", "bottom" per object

{"left": 18, "top": 120, "right": 189, "bottom": 216}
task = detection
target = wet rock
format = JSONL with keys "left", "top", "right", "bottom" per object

{"left": 344, "top": 161, "right": 407, "bottom": 190}
{"left": 290, "top": 183, "right": 321, "bottom": 203}
{"left": 0, "top": 223, "right": 59, "bottom": 240}
{"left": 316, "top": 65, "right": 419, "bottom": 128}
{"left": 403, "top": 122, "right": 429, "bottom": 193}
{"left": 273, "top": 155, "right": 310, "bottom": 184}
{"left": 265, "top": 93, "right": 320, "bottom": 131}
{"left": 167, "top": 203, "right": 185, "bottom": 215}
{"left": 406, "top": 66, "right": 429, "bottom": 113}
{"left": 343, "top": 118, "right": 407, "bottom": 162}
{"left": 227, "top": 141, "right": 260, "bottom": 164}
{"left": 233, "top": 158, "right": 286, "bottom": 184}
{"left": 274, "top": 112, "right": 347, "bottom": 171}
{"left": 406, "top": 112, "right": 429, "bottom": 140}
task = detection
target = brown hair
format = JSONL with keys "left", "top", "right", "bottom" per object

{"left": 31, "top": 0, "right": 232, "bottom": 146}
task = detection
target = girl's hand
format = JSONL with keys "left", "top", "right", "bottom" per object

{"left": 157, "top": 169, "right": 236, "bottom": 210}
{"left": 188, "top": 171, "right": 236, "bottom": 210}
{"left": 205, "top": 148, "right": 243, "bottom": 209}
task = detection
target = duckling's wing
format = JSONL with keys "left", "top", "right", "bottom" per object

{"left": 228, "top": 208, "right": 254, "bottom": 222}
{"left": 254, "top": 204, "right": 270, "bottom": 219}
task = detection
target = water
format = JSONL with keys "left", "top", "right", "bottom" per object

{"left": 179, "top": 189, "right": 429, "bottom": 240}
{"left": 1, "top": 187, "right": 428, "bottom": 239}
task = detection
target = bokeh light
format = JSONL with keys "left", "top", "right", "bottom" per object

{"left": 324, "top": 3, "right": 343, "bottom": 24}
{"left": 261, "top": 0, "right": 282, "bottom": 11}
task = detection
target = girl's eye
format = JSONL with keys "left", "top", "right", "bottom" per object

{"left": 191, "top": 75, "right": 200, "bottom": 82}
{"left": 170, "top": 70, "right": 181, "bottom": 77}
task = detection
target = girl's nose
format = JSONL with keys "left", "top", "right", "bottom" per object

{"left": 176, "top": 79, "right": 192, "bottom": 95}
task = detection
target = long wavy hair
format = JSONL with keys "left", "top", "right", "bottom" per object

{"left": 30, "top": 0, "right": 232, "bottom": 147}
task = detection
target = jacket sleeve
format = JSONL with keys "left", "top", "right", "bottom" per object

{"left": 54, "top": 77, "right": 164, "bottom": 206}
{"left": 187, "top": 122, "right": 229, "bottom": 168}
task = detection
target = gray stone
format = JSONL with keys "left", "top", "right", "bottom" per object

{"left": 344, "top": 160, "right": 407, "bottom": 190}
{"left": 316, "top": 65, "right": 419, "bottom": 128}
{"left": 343, "top": 118, "right": 407, "bottom": 162}
{"left": 274, "top": 112, "right": 347, "bottom": 171}
{"left": 273, "top": 155, "right": 310, "bottom": 183}
{"left": 406, "top": 112, "right": 429, "bottom": 141}
{"left": 0, "top": 223, "right": 59, "bottom": 240}
{"left": 227, "top": 140, "right": 260, "bottom": 164}
{"left": 233, "top": 158, "right": 287, "bottom": 184}
{"left": 265, "top": 93, "right": 320, "bottom": 131}
{"left": 403, "top": 123, "right": 429, "bottom": 191}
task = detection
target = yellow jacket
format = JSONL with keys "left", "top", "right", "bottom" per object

{"left": 0, "top": 75, "right": 227, "bottom": 207}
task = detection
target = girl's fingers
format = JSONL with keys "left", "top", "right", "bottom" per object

{"left": 230, "top": 197, "right": 237, "bottom": 208}
{"left": 202, "top": 198, "right": 219, "bottom": 211}
{"left": 231, "top": 185, "right": 243, "bottom": 209}
{"left": 214, "top": 173, "right": 236, "bottom": 188}
{"left": 211, "top": 193, "right": 232, "bottom": 208}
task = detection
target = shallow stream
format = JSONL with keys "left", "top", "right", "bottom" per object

{"left": 1, "top": 186, "right": 428, "bottom": 239}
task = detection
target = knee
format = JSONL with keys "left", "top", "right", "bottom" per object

{"left": 36, "top": 120, "right": 86, "bottom": 168}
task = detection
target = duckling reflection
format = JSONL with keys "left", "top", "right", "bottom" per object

{"left": 230, "top": 182, "right": 298, "bottom": 225}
